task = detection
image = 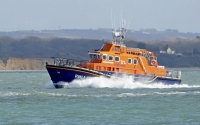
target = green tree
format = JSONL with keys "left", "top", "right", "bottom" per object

{"left": 137, "top": 42, "right": 146, "bottom": 49}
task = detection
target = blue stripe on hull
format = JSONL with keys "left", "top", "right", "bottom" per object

{"left": 155, "top": 77, "right": 181, "bottom": 85}
{"left": 46, "top": 66, "right": 100, "bottom": 83}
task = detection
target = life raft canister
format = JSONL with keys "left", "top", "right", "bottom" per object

{"left": 150, "top": 59, "right": 158, "bottom": 67}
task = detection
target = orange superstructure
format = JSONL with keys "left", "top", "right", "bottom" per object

{"left": 79, "top": 42, "right": 166, "bottom": 77}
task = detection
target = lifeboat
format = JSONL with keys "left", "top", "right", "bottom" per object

{"left": 45, "top": 21, "right": 181, "bottom": 88}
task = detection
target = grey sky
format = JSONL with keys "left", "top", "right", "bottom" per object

{"left": 0, "top": 0, "right": 199, "bottom": 33}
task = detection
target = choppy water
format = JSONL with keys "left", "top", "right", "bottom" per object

{"left": 0, "top": 70, "right": 200, "bottom": 125}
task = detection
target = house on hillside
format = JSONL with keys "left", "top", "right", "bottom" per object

{"left": 159, "top": 45, "right": 175, "bottom": 54}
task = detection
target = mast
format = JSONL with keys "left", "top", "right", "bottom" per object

{"left": 112, "top": 20, "right": 127, "bottom": 46}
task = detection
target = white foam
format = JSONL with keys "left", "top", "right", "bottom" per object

{"left": 117, "top": 93, "right": 148, "bottom": 97}
{"left": 154, "top": 91, "right": 186, "bottom": 95}
{"left": 46, "top": 75, "right": 200, "bottom": 89}
{"left": 0, "top": 92, "right": 30, "bottom": 97}
{"left": 45, "top": 81, "right": 56, "bottom": 89}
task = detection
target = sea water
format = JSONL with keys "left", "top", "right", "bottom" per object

{"left": 0, "top": 70, "right": 200, "bottom": 125}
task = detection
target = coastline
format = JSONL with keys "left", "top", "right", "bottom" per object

{"left": 0, "top": 67, "right": 200, "bottom": 72}
{"left": 0, "top": 70, "right": 46, "bottom": 72}
{"left": 167, "top": 67, "right": 200, "bottom": 71}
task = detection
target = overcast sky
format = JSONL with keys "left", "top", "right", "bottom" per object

{"left": 0, "top": 0, "right": 199, "bottom": 33}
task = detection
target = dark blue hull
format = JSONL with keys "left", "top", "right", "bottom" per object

{"left": 46, "top": 65, "right": 181, "bottom": 88}
{"left": 155, "top": 77, "right": 181, "bottom": 85}
{"left": 46, "top": 65, "right": 110, "bottom": 88}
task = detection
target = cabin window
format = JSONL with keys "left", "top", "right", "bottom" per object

{"left": 89, "top": 53, "right": 100, "bottom": 59}
{"left": 115, "top": 56, "right": 120, "bottom": 62}
{"left": 133, "top": 58, "right": 138, "bottom": 65}
{"left": 108, "top": 56, "right": 113, "bottom": 61}
{"left": 102, "top": 55, "right": 107, "bottom": 60}
{"left": 128, "top": 58, "right": 132, "bottom": 64}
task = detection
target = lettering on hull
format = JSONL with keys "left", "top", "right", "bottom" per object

{"left": 75, "top": 74, "right": 88, "bottom": 79}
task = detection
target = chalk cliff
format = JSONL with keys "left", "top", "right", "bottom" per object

{"left": 0, "top": 58, "right": 53, "bottom": 70}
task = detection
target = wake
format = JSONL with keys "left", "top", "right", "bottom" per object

{"left": 45, "top": 75, "right": 200, "bottom": 89}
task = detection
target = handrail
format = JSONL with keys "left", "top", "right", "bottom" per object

{"left": 138, "top": 57, "right": 147, "bottom": 74}
{"left": 50, "top": 57, "right": 89, "bottom": 67}
{"left": 151, "top": 67, "right": 181, "bottom": 79}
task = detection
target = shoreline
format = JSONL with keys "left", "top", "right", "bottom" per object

{"left": 167, "top": 67, "right": 200, "bottom": 70}
{"left": 0, "top": 67, "right": 200, "bottom": 72}
{"left": 0, "top": 70, "right": 46, "bottom": 72}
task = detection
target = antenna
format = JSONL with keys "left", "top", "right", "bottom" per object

{"left": 120, "top": 7, "right": 122, "bottom": 34}
{"left": 111, "top": 7, "right": 113, "bottom": 29}
{"left": 110, "top": 8, "right": 130, "bottom": 46}
{"left": 114, "top": 14, "right": 116, "bottom": 31}
{"left": 127, "top": 21, "right": 131, "bottom": 31}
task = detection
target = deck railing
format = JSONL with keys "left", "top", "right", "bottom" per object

{"left": 152, "top": 66, "right": 181, "bottom": 79}
{"left": 49, "top": 57, "right": 88, "bottom": 67}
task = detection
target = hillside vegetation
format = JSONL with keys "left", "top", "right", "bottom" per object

{"left": 0, "top": 36, "right": 200, "bottom": 68}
